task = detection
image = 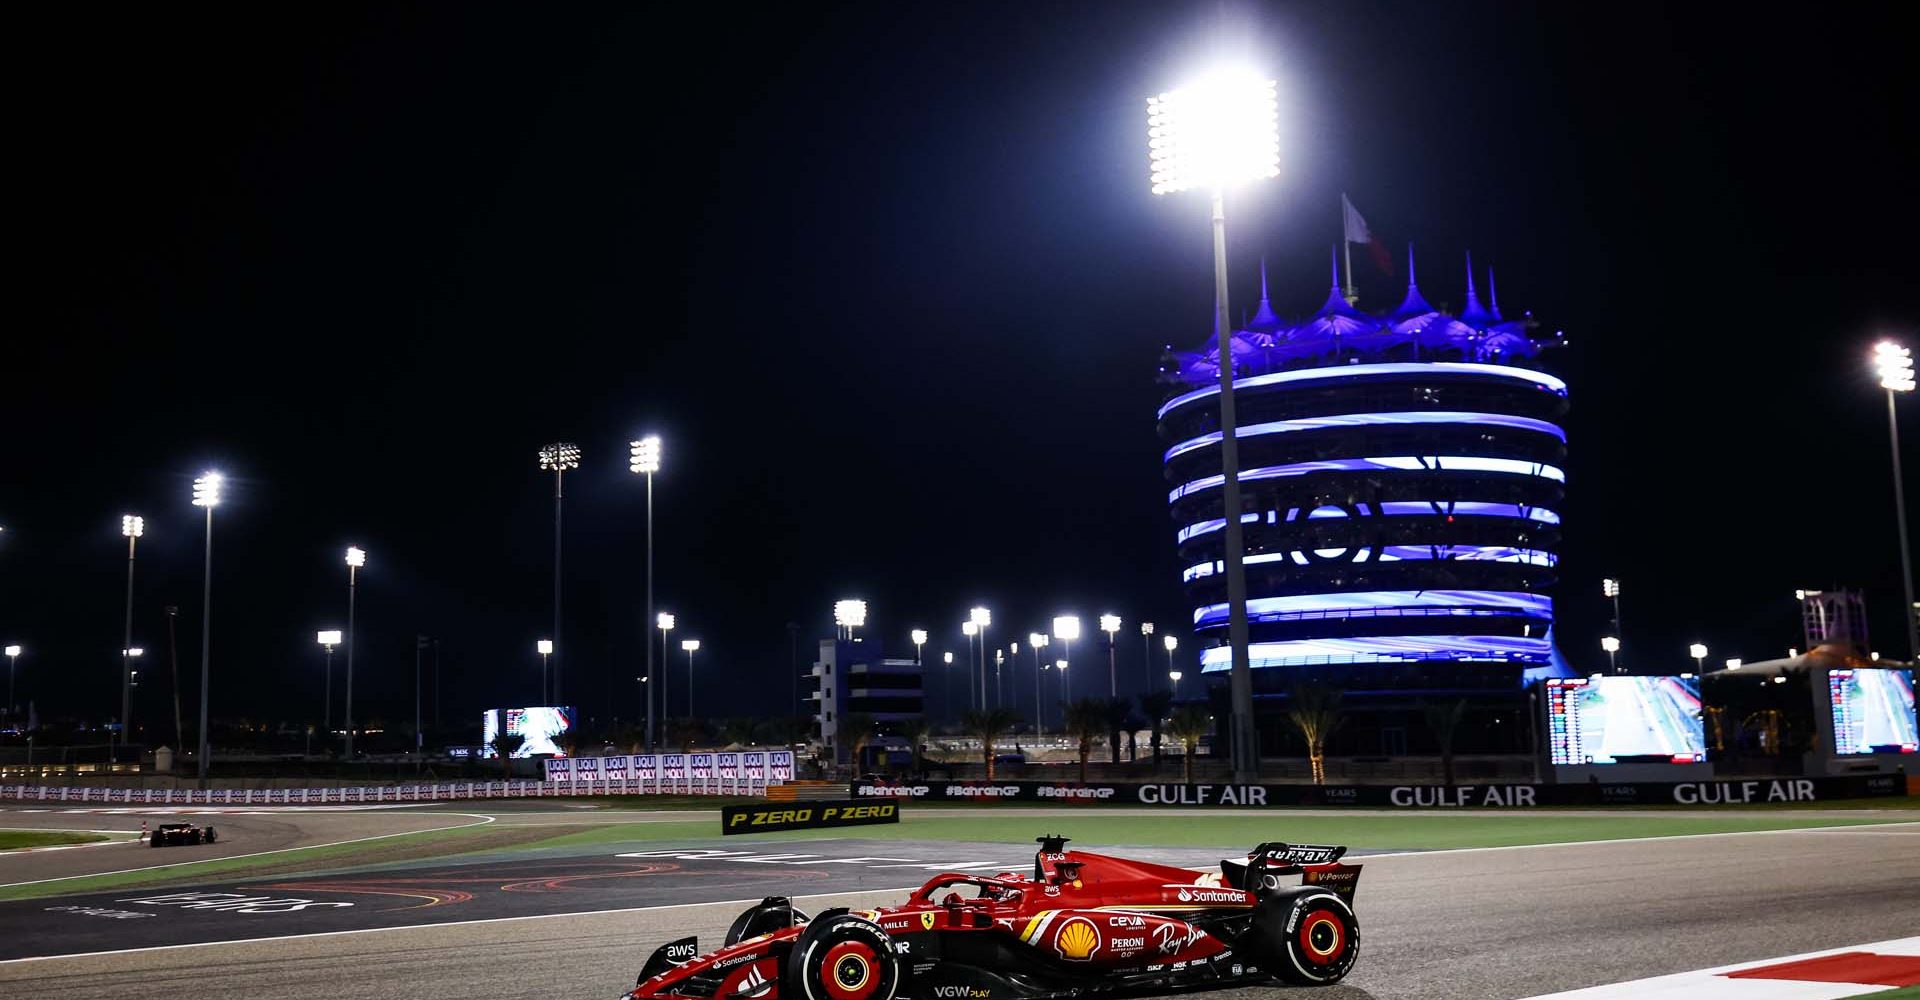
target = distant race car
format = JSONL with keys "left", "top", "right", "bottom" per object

{"left": 623, "top": 835, "right": 1362, "bottom": 1000}
{"left": 149, "top": 822, "right": 218, "bottom": 847}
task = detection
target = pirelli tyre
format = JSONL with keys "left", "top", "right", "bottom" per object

{"left": 1246, "top": 887, "right": 1360, "bottom": 985}
{"left": 725, "top": 897, "right": 811, "bottom": 946}
{"left": 785, "top": 913, "right": 901, "bottom": 1000}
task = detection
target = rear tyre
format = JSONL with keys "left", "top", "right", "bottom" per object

{"left": 725, "top": 898, "right": 811, "bottom": 946}
{"left": 1246, "top": 887, "right": 1359, "bottom": 985}
{"left": 785, "top": 914, "right": 900, "bottom": 1000}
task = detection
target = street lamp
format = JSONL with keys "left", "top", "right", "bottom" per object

{"left": 1148, "top": 67, "right": 1280, "bottom": 784}
{"left": 317, "top": 630, "right": 340, "bottom": 738}
{"left": 1688, "top": 643, "right": 1708, "bottom": 673}
{"left": 1099, "top": 614, "right": 1122, "bottom": 697}
{"left": 536, "top": 639, "right": 554, "bottom": 702}
{"left": 1873, "top": 340, "right": 1916, "bottom": 658}
{"left": 190, "top": 472, "right": 221, "bottom": 782}
{"left": 1600, "top": 635, "right": 1620, "bottom": 673}
{"left": 970, "top": 607, "right": 991, "bottom": 710}
{"left": 680, "top": 639, "right": 700, "bottom": 716}
{"left": 538, "top": 442, "right": 580, "bottom": 702}
{"left": 656, "top": 612, "right": 675, "bottom": 740}
{"left": 1163, "top": 633, "right": 1179, "bottom": 691}
{"left": 119, "top": 514, "right": 144, "bottom": 758}
{"left": 343, "top": 545, "right": 365, "bottom": 758}
{"left": 834, "top": 599, "right": 867, "bottom": 640}
{"left": 630, "top": 435, "right": 663, "bottom": 752}
{"left": 4, "top": 644, "right": 19, "bottom": 716}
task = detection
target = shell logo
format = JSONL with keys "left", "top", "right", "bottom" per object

{"left": 1056, "top": 917, "right": 1100, "bottom": 961}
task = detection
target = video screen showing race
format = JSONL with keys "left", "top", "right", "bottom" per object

{"left": 1546, "top": 676, "right": 1705, "bottom": 765}
{"left": 482, "top": 706, "right": 575, "bottom": 758}
{"left": 1828, "top": 669, "right": 1918, "bottom": 755}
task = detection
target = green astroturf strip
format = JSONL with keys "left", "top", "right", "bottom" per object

{"left": 0, "top": 831, "right": 111, "bottom": 851}
{"left": 1868, "top": 987, "right": 1920, "bottom": 1000}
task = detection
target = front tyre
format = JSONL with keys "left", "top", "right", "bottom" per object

{"left": 1248, "top": 887, "right": 1359, "bottom": 985}
{"left": 785, "top": 914, "right": 900, "bottom": 1000}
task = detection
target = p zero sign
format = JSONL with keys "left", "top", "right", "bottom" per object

{"left": 721, "top": 799, "right": 900, "bottom": 835}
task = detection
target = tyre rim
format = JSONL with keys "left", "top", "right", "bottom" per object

{"left": 1298, "top": 909, "right": 1346, "bottom": 964}
{"left": 821, "top": 941, "right": 878, "bottom": 1000}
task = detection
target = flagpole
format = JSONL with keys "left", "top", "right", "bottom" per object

{"left": 1341, "top": 194, "right": 1357, "bottom": 305}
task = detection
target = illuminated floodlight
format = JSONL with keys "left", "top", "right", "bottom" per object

{"left": 317, "top": 630, "right": 342, "bottom": 647}
{"left": 681, "top": 639, "right": 701, "bottom": 652}
{"left": 629, "top": 435, "right": 662, "bottom": 475}
{"left": 1147, "top": 70, "right": 1280, "bottom": 195}
{"left": 1052, "top": 616, "right": 1081, "bottom": 641}
{"left": 121, "top": 515, "right": 144, "bottom": 538}
{"left": 4, "top": 645, "right": 19, "bottom": 657}
{"left": 1600, "top": 636, "right": 1620, "bottom": 653}
{"left": 1169, "top": 670, "right": 1184, "bottom": 682}
{"left": 943, "top": 651, "right": 953, "bottom": 665}
{"left": 970, "top": 606, "right": 991, "bottom": 628}
{"left": 961, "top": 621, "right": 977, "bottom": 637}
{"left": 1602, "top": 578, "right": 1620, "bottom": 598}
{"left": 1029, "top": 632, "right": 1048, "bottom": 649}
{"left": 657, "top": 612, "right": 676, "bottom": 631}
{"left": 1010, "top": 641, "right": 1020, "bottom": 654}
{"left": 1688, "top": 642, "right": 1708, "bottom": 660}
{"left": 345, "top": 546, "right": 366, "bottom": 568}
{"left": 123, "top": 647, "right": 144, "bottom": 658}
{"left": 538, "top": 442, "right": 582, "bottom": 471}
{"left": 536, "top": 639, "right": 554, "bottom": 655}
{"left": 1725, "top": 658, "right": 1743, "bottom": 670}
{"left": 191, "top": 472, "right": 223, "bottom": 507}
{"left": 1164, "top": 634, "right": 1178, "bottom": 652}
{"left": 833, "top": 599, "right": 867, "bottom": 629}
{"left": 1875, "top": 341, "right": 1915, "bottom": 392}
{"left": 1100, "top": 614, "right": 1122, "bottom": 635}
{"left": 1055, "top": 659, "right": 1069, "bottom": 672}
{"left": 1141, "top": 621, "right": 1155, "bottom": 636}
{"left": 910, "top": 628, "right": 928, "bottom": 647}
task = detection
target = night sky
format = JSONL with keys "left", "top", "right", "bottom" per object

{"left": 5, "top": 2, "right": 1916, "bottom": 735}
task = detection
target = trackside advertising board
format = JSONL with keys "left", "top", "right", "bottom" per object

{"left": 546, "top": 750, "right": 794, "bottom": 782}
{"left": 721, "top": 799, "right": 899, "bottom": 835}
{"left": 851, "top": 774, "right": 1909, "bottom": 808}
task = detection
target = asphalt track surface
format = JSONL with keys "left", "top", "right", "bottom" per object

{"left": 0, "top": 809, "right": 1915, "bottom": 1000}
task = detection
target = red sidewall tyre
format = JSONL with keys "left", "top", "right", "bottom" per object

{"left": 786, "top": 915, "right": 900, "bottom": 1000}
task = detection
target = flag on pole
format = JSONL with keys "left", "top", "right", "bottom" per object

{"left": 1342, "top": 193, "right": 1395, "bottom": 275}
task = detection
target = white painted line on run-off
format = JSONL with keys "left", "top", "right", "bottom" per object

{"left": 1517, "top": 936, "right": 1920, "bottom": 999}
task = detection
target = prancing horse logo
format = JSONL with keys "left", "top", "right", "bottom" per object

{"left": 921, "top": 912, "right": 936, "bottom": 931}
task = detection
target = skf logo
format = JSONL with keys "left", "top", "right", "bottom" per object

{"left": 1055, "top": 917, "right": 1100, "bottom": 961}
{"left": 920, "top": 912, "right": 937, "bottom": 931}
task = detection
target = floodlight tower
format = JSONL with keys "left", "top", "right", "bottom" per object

{"left": 344, "top": 546, "right": 365, "bottom": 758}
{"left": 1163, "top": 634, "right": 1179, "bottom": 690}
{"left": 942, "top": 650, "right": 954, "bottom": 720}
{"left": 1029, "top": 632, "right": 1049, "bottom": 731}
{"left": 1100, "top": 614, "right": 1122, "bottom": 696}
{"left": 1052, "top": 616, "right": 1080, "bottom": 697}
{"left": 537, "top": 442, "right": 580, "bottom": 702}
{"left": 119, "top": 514, "right": 144, "bottom": 757}
{"left": 1602, "top": 578, "right": 1624, "bottom": 664}
{"left": 970, "top": 607, "right": 991, "bottom": 708}
{"left": 1688, "top": 643, "right": 1708, "bottom": 674}
{"left": 629, "top": 436, "right": 662, "bottom": 752}
{"left": 1874, "top": 341, "right": 1916, "bottom": 658}
{"left": 1601, "top": 636, "right": 1620, "bottom": 673}
{"left": 910, "top": 629, "right": 928, "bottom": 665}
{"left": 536, "top": 639, "right": 554, "bottom": 703}
{"left": 4, "top": 645, "right": 20, "bottom": 716}
{"left": 680, "top": 639, "right": 700, "bottom": 715}
{"left": 316, "top": 630, "right": 341, "bottom": 737}
{"left": 655, "top": 612, "right": 675, "bottom": 743}
{"left": 961, "top": 620, "right": 978, "bottom": 709}
{"left": 191, "top": 472, "right": 222, "bottom": 782}
{"left": 835, "top": 599, "right": 867, "bottom": 640}
{"left": 1147, "top": 69, "right": 1280, "bottom": 782}
{"left": 1139, "top": 621, "right": 1155, "bottom": 693}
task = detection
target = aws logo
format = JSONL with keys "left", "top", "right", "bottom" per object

{"left": 1055, "top": 917, "right": 1100, "bottom": 961}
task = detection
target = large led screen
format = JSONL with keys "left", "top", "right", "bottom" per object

{"left": 482, "top": 706, "right": 575, "bottom": 758}
{"left": 1828, "top": 669, "right": 1918, "bottom": 755}
{"left": 1546, "top": 676, "right": 1704, "bottom": 765}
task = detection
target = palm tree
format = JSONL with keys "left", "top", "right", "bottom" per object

{"left": 1420, "top": 698, "right": 1468, "bottom": 786}
{"left": 665, "top": 717, "right": 708, "bottom": 751}
{"left": 960, "top": 708, "right": 1019, "bottom": 780}
{"left": 1061, "top": 698, "right": 1105, "bottom": 783}
{"left": 496, "top": 730, "right": 528, "bottom": 781}
{"left": 895, "top": 718, "right": 932, "bottom": 775}
{"left": 1138, "top": 691, "right": 1174, "bottom": 769}
{"left": 1287, "top": 684, "right": 1345, "bottom": 785}
{"left": 719, "top": 717, "right": 760, "bottom": 748}
{"left": 1166, "top": 706, "right": 1211, "bottom": 784}
{"left": 840, "top": 713, "right": 876, "bottom": 772}
{"left": 1101, "top": 697, "right": 1133, "bottom": 764}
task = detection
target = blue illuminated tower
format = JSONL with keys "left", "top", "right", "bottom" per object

{"left": 1158, "top": 249, "right": 1568, "bottom": 713}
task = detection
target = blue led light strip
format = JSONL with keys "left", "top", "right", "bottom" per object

{"left": 1196, "top": 634, "right": 1556, "bottom": 671}
{"left": 1175, "top": 502, "right": 1561, "bottom": 544}
{"left": 1158, "top": 362, "right": 1569, "bottom": 422}
{"left": 1182, "top": 546, "right": 1557, "bottom": 582}
{"left": 1192, "top": 589, "right": 1554, "bottom": 627}
{"left": 1170, "top": 456, "right": 1566, "bottom": 503}
{"left": 1164, "top": 411, "right": 1566, "bottom": 462}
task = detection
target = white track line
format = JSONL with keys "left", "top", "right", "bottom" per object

{"left": 1516, "top": 936, "right": 1920, "bottom": 998}
{"left": 0, "top": 813, "right": 496, "bottom": 889}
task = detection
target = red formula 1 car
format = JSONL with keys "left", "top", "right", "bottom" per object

{"left": 623, "top": 836, "right": 1362, "bottom": 1000}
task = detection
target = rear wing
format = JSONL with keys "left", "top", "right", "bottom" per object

{"left": 1221, "top": 841, "right": 1364, "bottom": 903}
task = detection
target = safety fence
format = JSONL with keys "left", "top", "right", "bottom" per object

{"left": 0, "top": 776, "right": 772, "bottom": 805}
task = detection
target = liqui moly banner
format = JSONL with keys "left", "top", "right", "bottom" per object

{"left": 541, "top": 750, "right": 794, "bottom": 783}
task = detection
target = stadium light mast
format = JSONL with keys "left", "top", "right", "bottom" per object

{"left": 910, "top": 629, "right": 928, "bottom": 665}
{"left": 628, "top": 435, "right": 662, "bottom": 754}
{"left": 1873, "top": 340, "right": 1916, "bottom": 658}
{"left": 118, "top": 514, "right": 144, "bottom": 759}
{"left": 1148, "top": 68, "right": 1280, "bottom": 783}
{"left": 316, "top": 630, "right": 341, "bottom": 737}
{"left": 536, "top": 639, "right": 554, "bottom": 703}
{"left": 1688, "top": 642, "right": 1708, "bottom": 674}
{"left": 4, "top": 645, "right": 20, "bottom": 716}
{"left": 961, "top": 620, "right": 979, "bottom": 710}
{"left": 1601, "top": 578, "right": 1624, "bottom": 665}
{"left": 1029, "top": 632, "right": 1049, "bottom": 733}
{"left": 1600, "top": 635, "right": 1620, "bottom": 673}
{"left": 942, "top": 650, "right": 954, "bottom": 721}
{"left": 1139, "top": 621, "right": 1155, "bottom": 693}
{"left": 655, "top": 612, "right": 676, "bottom": 745}
{"left": 1100, "top": 614, "right": 1122, "bottom": 696}
{"left": 835, "top": 599, "right": 867, "bottom": 640}
{"left": 1163, "top": 634, "right": 1179, "bottom": 691}
{"left": 680, "top": 639, "right": 700, "bottom": 716}
{"left": 1169, "top": 669, "right": 1184, "bottom": 698}
{"left": 537, "top": 442, "right": 580, "bottom": 703}
{"left": 191, "top": 472, "right": 222, "bottom": 783}
{"left": 343, "top": 545, "right": 365, "bottom": 758}
{"left": 970, "top": 607, "right": 991, "bottom": 708}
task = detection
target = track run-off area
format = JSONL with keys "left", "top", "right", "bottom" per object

{"left": 0, "top": 801, "right": 1914, "bottom": 999}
